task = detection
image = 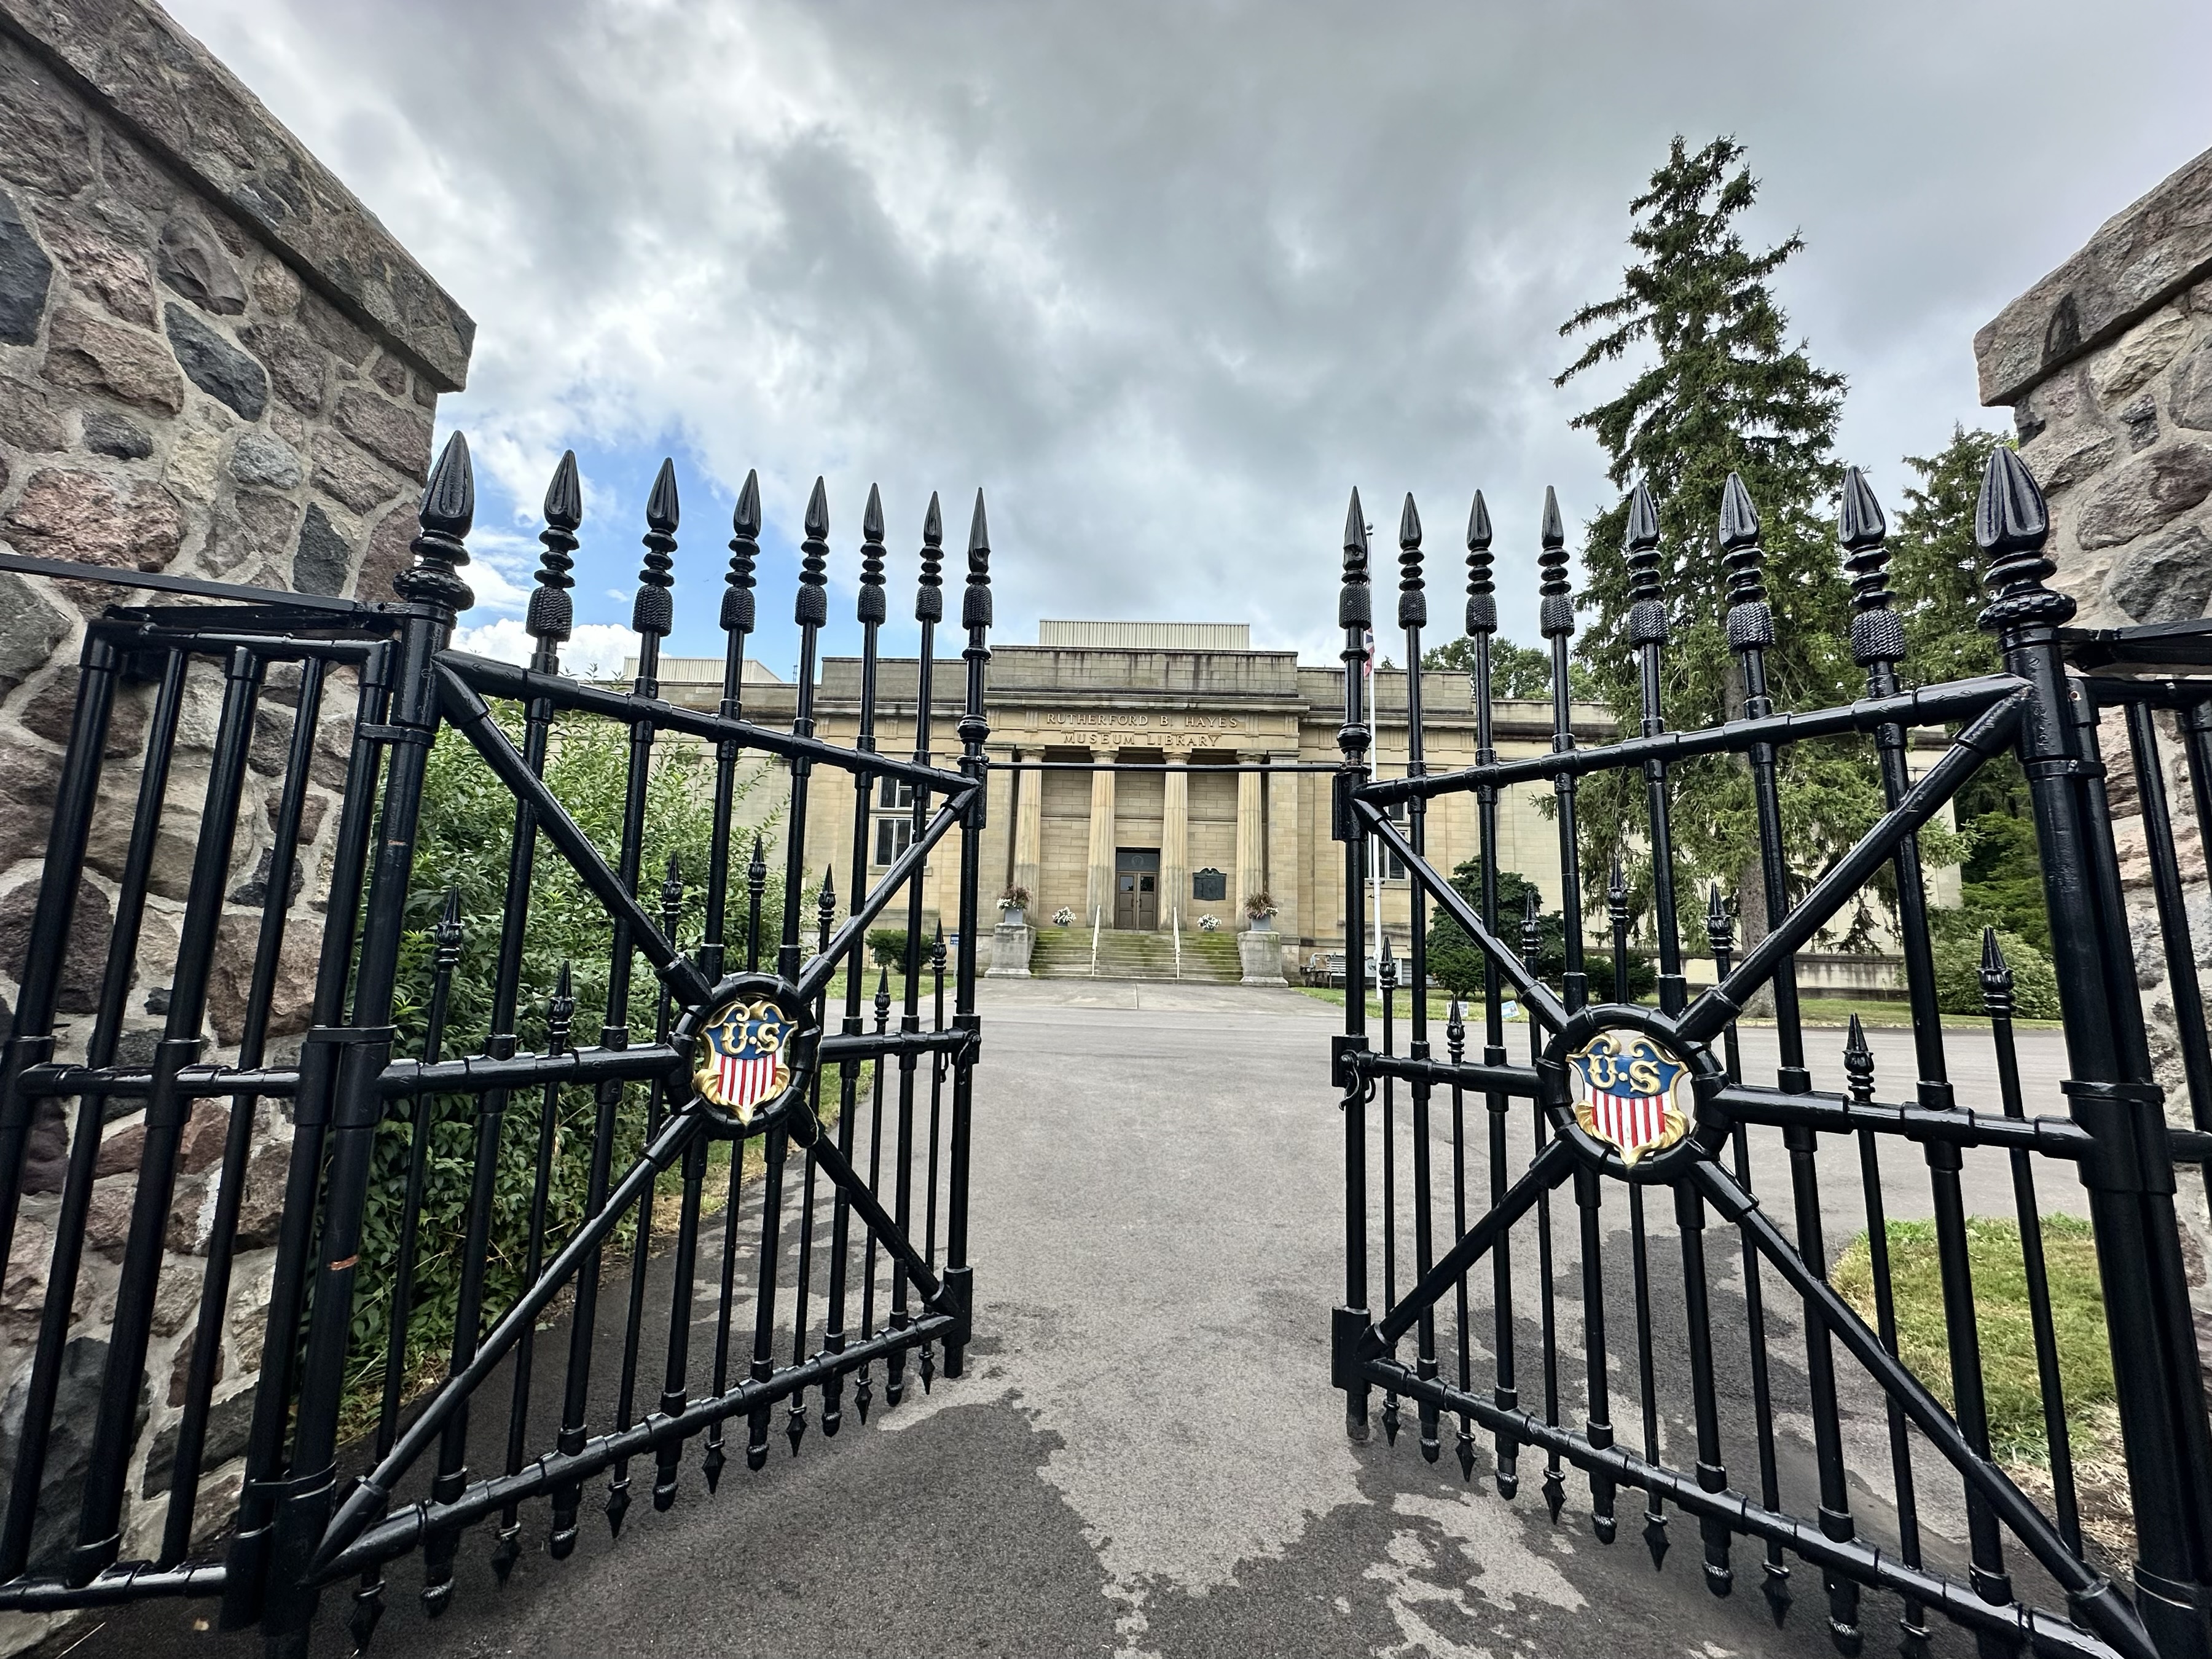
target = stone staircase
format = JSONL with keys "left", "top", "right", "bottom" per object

{"left": 1026, "top": 924, "right": 1244, "bottom": 982}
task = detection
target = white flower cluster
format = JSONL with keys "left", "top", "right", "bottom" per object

{"left": 1197, "top": 914, "right": 1221, "bottom": 931}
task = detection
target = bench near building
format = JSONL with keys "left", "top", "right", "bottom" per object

{"left": 644, "top": 620, "right": 1958, "bottom": 987}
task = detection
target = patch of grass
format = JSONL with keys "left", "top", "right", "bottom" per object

{"left": 1831, "top": 1215, "right": 2111, "bottom": 1467}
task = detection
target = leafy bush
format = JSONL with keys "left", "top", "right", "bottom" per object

{"left": 1931, "top": 924, "right": 2059, "bottom": 1020}
{"left": 867, "top": 928, "right": 910, "bottom": 967}
{"left": 1421, "top": 856, "right": 1653, "bottom": 1002}
{"left": 355, "top": 708, "right": 783, "bottom": 1390}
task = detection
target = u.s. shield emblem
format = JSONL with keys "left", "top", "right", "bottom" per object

{"left": 694, "top": 998, "right": 793, "bottom": 1124}
{"left": 1569, "top": 1030, "right": 1689, "bottom": 1165}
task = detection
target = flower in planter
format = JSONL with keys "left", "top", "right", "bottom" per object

{"left": 1242, "top": 889, "right": 1277, "bottom": 924}
{"left": 1052, "top": 906, "right": 1075, "bottom": 927}
{"left": 997, "top": 884, "right": 1032, "bottom": 912}
{"left": 1197, "top": 914, "right": 1221, "bottom": 931}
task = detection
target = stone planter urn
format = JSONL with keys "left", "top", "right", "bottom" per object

{"left": 999, "top": 906, "right": 1026, "bottom": 929}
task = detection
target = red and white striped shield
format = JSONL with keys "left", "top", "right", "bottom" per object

{"left": 1568, "top": 1030, "right": 1688, "bottom": 1165}
{"left": 695, "top": 999, "right": 793, "bottom": 1123}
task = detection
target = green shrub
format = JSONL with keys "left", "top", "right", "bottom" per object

{"left": 355, "top": 708, "right": 784, "bottom": 1393}
{"left": 1931, "top": 924, "right": 2059, "bottom": 1020}
{"left": 867, "top": 928, "right": 910, "bottom": 967}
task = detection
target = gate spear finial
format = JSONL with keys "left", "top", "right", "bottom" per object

{"left": 1397, "top": 493, "right": 1426, "bottom": 630}
{"left": 528, "top": 450, "right": 581, "bottom": 674}
{"left": 1974, "top": 445, "right": 2070, "bottom": 635}
{"left": 635, "top": 457, "right": 680, "bottom": 640}
{"left": 1464, "top": 490, "right": 1494, "bottom": 638}
{"left": 1719, "top": 473, "right": 1773, "bottom": 656}
{"left": 1537, "top": 486, "right": 1572, "bottom": 641}
{"left": 916, "top": 491, "right": 944, "bottom": 624}
{"left": 1839, "top": 468, "right": 1905, "bottom": 679}
{"left": 859, "top": 484, "right": 887, "bottom": 625}
{"left": 721, "top": 469, "right": 761, "bottom": 719}
{"left": 396, "top": 429, "right": 476, "bottom": 613}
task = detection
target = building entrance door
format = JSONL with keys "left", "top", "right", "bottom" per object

{"left": 1113, "top": 847, "right": 1159, "bottom": 929}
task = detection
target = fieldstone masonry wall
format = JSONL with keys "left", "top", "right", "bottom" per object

{"left": 1975, "top": 144, "right": 2212, "bottom": 1351}
{"left": 0, "top": 0, "right": 471, "bottom": 1622}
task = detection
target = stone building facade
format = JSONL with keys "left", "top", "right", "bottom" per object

{"left": 654, "top": 621, "right": 1943, "bottom": 985}
{"left": 0, "top": 0, "right": 471, "bottom": 1607}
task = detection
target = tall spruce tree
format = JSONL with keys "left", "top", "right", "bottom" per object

{"left": 1556, "top": 135, "right": 1871, "bottom": 951}
{"left": 1891, "top": 425, "right": 2008, "bottom": 687}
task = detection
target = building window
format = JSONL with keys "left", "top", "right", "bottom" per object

{"left": 1191, "top": 868, "right": 1226, "bottom": 901}
{"left": 875, "top": 817, "right": 913, "bottom": 865}
{"left": 877, "top": 774, "right": 916, "bottom": 812}
{"left": 1371, "top": 801, "right": 1409, "bottom": 882}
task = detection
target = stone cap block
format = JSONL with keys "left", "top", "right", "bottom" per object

{"left": 1975, "top": 146, "right": 2212, "bottom": 407}
{"left": 0, "top": 0, "right": 474, "bottom": 390}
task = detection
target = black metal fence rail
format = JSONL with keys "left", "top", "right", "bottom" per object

{"left": 0, "top": 436, "right": 997, "bottom": 1653}
{"left": 1331, "top": 452, "right": 2212, "bottom": 1659}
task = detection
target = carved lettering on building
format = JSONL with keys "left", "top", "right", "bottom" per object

{"left": 1036, "top": 710, "right": 1245, "bottom": 742}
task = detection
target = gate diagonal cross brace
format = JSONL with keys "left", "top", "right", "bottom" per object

{"left": 1690, "top": 1159, "right": 2154, "bottom": 1659}
{"left": 1365, "top": 1134, "right": 1577, "bottom": 1353}
{"left": 439, "top": 665, "right": 712, "bottom": 1009}
{"left": 1678, "top": 689, "right": 2028, "bottom": 1048}
{"left": 1353, "top": 798, "right": 1569, "bottom": 1032}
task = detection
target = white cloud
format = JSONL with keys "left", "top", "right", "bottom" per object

{"left": 449, "top": 618, "right": 638, "bottom": 682}
{"left": 168, "top": 0, "right": 2211, "bottom": 659}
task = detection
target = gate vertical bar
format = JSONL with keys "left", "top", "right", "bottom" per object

{"left": 1398, "top": 496, "right": 1440, "bottom": 1462}
{"left": 1535, "top": 489, "right": 1574, "bottom": 1523}
{"left": 222, "top": 641, "right": 393, "bottom": 1633}
{"left": 846, "top": 486, "right": 887, "bottom": 1422}
{"left": 704, "top": 469, "right": 762, "bottom": 982}
{"left": 1465, "top": 491, "right": 1518, "bottom": 1493}
{"left": 1722, "top": 474, "right": 1859, "bottom": 1649}
{"left": 490, "top": 452, "right": 583, "bottom": 1583}
{"left": 943, "top": 491, "right": 993, "bottom": 1378}
{"left": 1334, "top": 491, "right": 1373, "bottom": 1441}
{"left": 261, "top": 434, "right": 474, "bottom": 1657}
{"left": 1, "top": 636, "right": 142, "bottom": 1581}
{"left": 897, "top": 494, "right": 943, "bottom": 1389}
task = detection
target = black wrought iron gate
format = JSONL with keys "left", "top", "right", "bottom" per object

{"left": 0, "top": 434, "right": 992, "bottom": 1650}
{"left": 1331, "top": 450, "right": 2212, "bottom": 1659}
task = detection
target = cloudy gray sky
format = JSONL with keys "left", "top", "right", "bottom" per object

{"left": 167, "top": 0, "right": 2210, "bottom": 675}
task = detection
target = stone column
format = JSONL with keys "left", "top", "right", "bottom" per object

{"left": 1266, "top": 754, "right": 1300, "bottom": 941}
{"left": 1011, "top": 746, "right": 1044, "bottom": 906}
{"left": 1235, "top": 764, "right": 1266, "bottom": 928}
{"left": 1161, "top": 748, "right": 1190, "bottom": 933}
{"left": 1084, "top": 748, "right": 1116, "bottom": 925}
